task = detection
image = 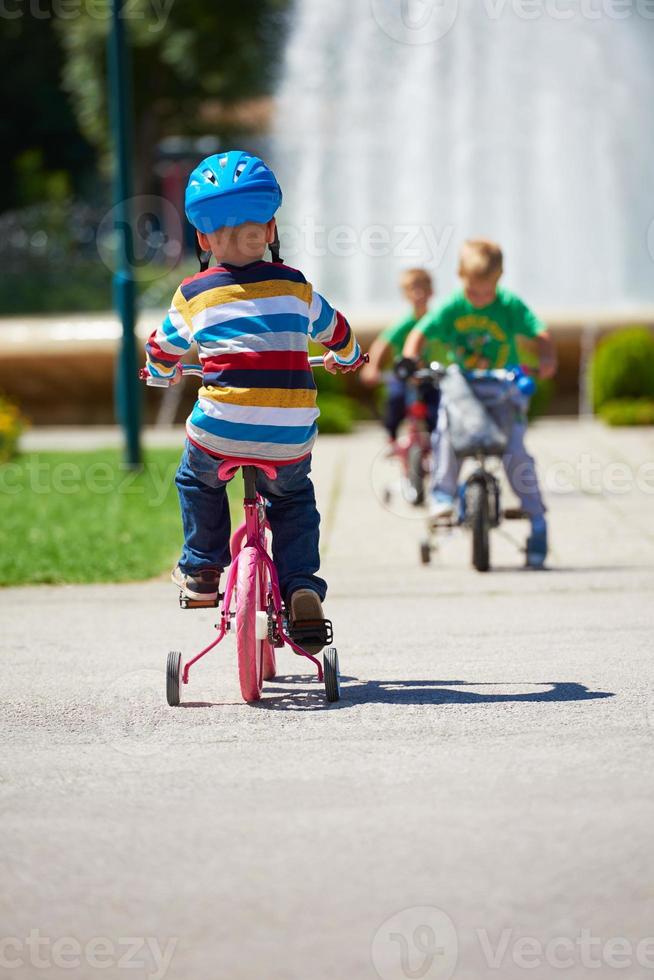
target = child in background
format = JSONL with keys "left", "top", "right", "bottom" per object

{"left": 361, "top": 268, "right": 439, "bottom": 446}
{"left": 403, "top": 240, "right": 556, "bottom": 568}
{"left": 145, "top": 150, "right": 362, "bottom": 647}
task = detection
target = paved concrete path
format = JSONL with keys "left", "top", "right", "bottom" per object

{"left": 2, "top": 420, "right": 654, "bottom": 980}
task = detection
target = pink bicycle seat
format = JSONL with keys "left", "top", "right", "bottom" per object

{"left": 217, "top": 458, "right": 278, "bottom": 482}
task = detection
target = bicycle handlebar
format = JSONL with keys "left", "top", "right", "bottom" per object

{"left": 139, "top": 353, "right": 368, "bottom": 387}
{"left": 395, "top": 356, "right": 535, "bottom": 387}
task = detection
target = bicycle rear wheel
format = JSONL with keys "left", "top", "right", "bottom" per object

{"left": 235, "top": 547, "right": 265, "bottom": 702}
{"left": 467, "top": 482, "right": 490, "bottom": 572}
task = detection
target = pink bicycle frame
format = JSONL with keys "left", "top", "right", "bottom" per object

{"left": 180, "top": 457, "right": 324, "bottom": 685}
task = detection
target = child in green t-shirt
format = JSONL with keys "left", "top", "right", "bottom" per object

{"left": 361, "top": 268, "right": 439, "bottom": 443}
{"left": 403, "top": 240, "right": 557, "bottom": 568}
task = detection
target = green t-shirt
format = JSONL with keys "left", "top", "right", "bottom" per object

{"left": 415, "top": 287, "right": 546, "bottom": 369}
{"left": 380, "top": 311, "right": 418, "bottom": 356}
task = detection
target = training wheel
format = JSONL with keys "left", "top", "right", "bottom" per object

{"left": 166, "top": 650, "right": 182, "bottom": 707}
{"left": 323, "top": 647, "right": 340, "bottom": 703}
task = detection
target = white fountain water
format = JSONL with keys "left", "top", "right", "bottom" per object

{"left": 271, "top": 0, "right": 654, "bottom": 314}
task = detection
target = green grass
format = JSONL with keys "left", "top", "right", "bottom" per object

{"left": 0, "top": 449, "right": 241, "bottom": 586}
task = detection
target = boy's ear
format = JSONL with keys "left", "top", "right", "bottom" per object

{"left": 196, "top": 230, "right": 211, "bottom": 252}
{"left": 265, "top": 218, "right": 277, "bottom": 245}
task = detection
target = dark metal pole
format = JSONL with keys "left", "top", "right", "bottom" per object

{"left": 107, "top": 0, "right": 141, "bottom": 468}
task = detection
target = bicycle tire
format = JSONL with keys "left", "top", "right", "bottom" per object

{"left": 235, "top": 548, "right": 265, "bottom": 702}
{"left": 323, "top": 647, "right": 340, "bottom": 703}
{"left": 407, "top": 442, "right": 425, "bottom": 506}
{"left": 467, "top": 482, "right": 490, "bottom": 572}
{"left": 166, "top": 650, "right": 182, "bottom": 707}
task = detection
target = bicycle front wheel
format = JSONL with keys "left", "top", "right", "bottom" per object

{"left": 467, "top": 482, "right": 490, "bottom": 572}
{"left": 235, "top": 547, "right": 265, "bottom": 702}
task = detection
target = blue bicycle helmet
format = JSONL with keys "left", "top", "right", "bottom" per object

{"left": 184, "top": 150, "right": 282, "bottom": 234}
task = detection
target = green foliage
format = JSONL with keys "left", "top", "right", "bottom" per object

{"left": 0, "top": 268, "right": 112, "bottom": 315}
{"left": 316, "top": 393, "right": 357, "bottom": 434}
{"left": 598, "top": 398, "right": 654, "bottom": 427}
{"left": 0, "top": 394, "right": 26, "bottom": 464}
{"left": 1, "top": 3, "right": 291, "bottom": 211}
{"left": 0, "top": 16, "right": 96, "bottom": 212}
{"left": 56, "top": 0, "right": 292, "bottom": 174}
{"left": 0, "top": 448, "right": 240, "bottom": 586}
{"left": 591, "top": 327, "right": 654, "bottom": 411}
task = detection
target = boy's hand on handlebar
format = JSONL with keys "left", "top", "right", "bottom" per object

{"left": 393, "top": 356, "right": 418, "bottom": 381}
{"left": 323, "top": 351, "right": 367, "bottom": 374}
{"left": 168, "top": 364, "right": 184, "bottom": 386}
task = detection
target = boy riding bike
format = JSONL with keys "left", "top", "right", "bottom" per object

{"left": 145, "top": 150, "right": 362, "bottom": 649}
{"left": 361, "top": 268, "right": 439, "bottom": 445}
{"left": 402, "top": 240, "right": 557, "bottom": 568}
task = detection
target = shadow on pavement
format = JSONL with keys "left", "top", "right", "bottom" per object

{"left": 249, "top": 677, "right": 614, "bottom": 711}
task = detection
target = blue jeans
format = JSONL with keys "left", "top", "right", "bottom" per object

{"left": 430, "top": 393, "right": 546, "bottom": 521}
{"left": 175, "top": 440, "right": 326, "bottom": 601}
{"left": 384, "top": 376, "right": 439, "bottom": 439}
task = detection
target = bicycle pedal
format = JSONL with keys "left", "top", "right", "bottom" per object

{"left": 179, "top": 592, "right": 222, "bottom": 610}
{"left": 503, "top": 507, "right": 529, "bottom": 520}
{"left": 289, "top": 618, "right": 334, "bottom": 647}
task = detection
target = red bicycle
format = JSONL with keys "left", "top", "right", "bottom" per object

{"left": 140, "top": 356, "right": 357, "bottom": 705}
{"left": 382, "top": 369, "right": 438, "bottom": 507}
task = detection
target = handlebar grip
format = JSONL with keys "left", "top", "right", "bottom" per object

{"left": 307, "top": 353, "right": 369, "bottom": 368}
{"left": 140, "top": 352, "right": 370, "bottom": 383}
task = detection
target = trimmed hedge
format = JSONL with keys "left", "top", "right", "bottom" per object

{"left": 316, "top": 393, "right": 357, "bottom": 433}
{"left": 599, "top": 398, "right": 654, "bottom": 427}
{"left": 591, "top": 327, "right": 654, "bottom": 412}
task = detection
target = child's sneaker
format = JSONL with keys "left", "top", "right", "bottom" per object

{"left": 289, "top": 589, "right": 327, "bottom": 655}
{"left": 171, "top": 564, "right": 221, "bottom": 601}
{"left": 526, "top": 518, "right": 548, "bottom": 569}
{"left": 429, "top": 491, "right": 455, "bottom": 522}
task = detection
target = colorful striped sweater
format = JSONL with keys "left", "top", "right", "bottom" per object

{"left": 145, "top": 260, "right": 361, "bottom": 462}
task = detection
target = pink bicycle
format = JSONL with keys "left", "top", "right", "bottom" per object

{"left": 140, "top": 356, "right": 353, "bottom": 705}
